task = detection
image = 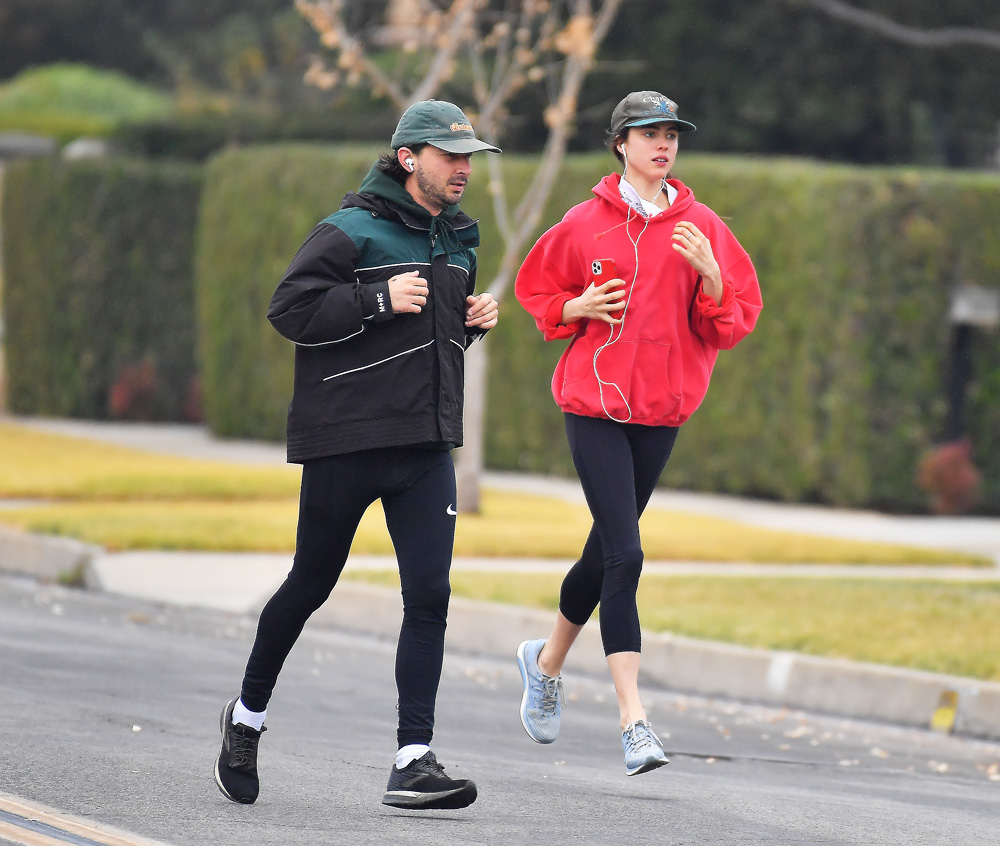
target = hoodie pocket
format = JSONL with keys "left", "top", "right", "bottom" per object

{"left": 571, "top": 339, "right": 682, "bottom": 421}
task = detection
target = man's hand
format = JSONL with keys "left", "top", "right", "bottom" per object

{"left": 389, "top": 270, "right": 429, "bottom": 314}
{"left": 466, "top": 292, "right": 498, "bottom": 329}
{"left": 562, "top": 278, "right": 626, "bottom": 324}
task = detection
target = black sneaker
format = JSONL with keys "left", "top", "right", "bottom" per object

{"left": 381, "top": 751, "right": 477, "bottom": 810}
{"left": 215, "top": 697, "right": 266, "bottom": 804}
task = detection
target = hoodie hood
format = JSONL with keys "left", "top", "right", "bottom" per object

{"left": 592, "top": 172, "right": 695, "bottom": 219}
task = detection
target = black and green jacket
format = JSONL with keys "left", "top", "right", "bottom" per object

{"left": 267, "top": 164, "right": 489, "bottom": 462}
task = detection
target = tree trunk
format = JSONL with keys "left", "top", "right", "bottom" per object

{"left": 456, "top": 336, "right": 487, "bottom": 512}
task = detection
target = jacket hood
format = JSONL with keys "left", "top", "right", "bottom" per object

{"left": 592, "top": 172, "right": 694, "bottom": 218}
{"left": 342, "top": 163, "right": 478, "bottom": 251}
{"left": 351, "top": 163, "right": 466, "bottom": 223}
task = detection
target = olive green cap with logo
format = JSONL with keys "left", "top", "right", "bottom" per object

{"left": 610, "top": 91, "right": 697, "bottom": 136}
{"left": 391, "top": 100, "right": 502, "bottom": 154}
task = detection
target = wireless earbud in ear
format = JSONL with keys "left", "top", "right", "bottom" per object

{"left": 404, "top": 157, "right": 414, "bottom": 171}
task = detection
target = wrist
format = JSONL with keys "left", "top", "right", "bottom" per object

{"left": 701, "top": 271, "right": 723, "bottom": 304}
{"left": 365, "top": 280, "right": 395, "bottom": 322}
{"left": 561, "top": 297, "right": 581, "bottom": 324}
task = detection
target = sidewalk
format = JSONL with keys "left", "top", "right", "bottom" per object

{"left": 2, "top": 415, "right": 1000, "bottom": 742}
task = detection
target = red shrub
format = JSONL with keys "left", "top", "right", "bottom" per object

{"left": 916, "top": 440, "right": 982, "bottom": 515}
{"left": 108, "top": 358, "right": 158, "bottom": 421}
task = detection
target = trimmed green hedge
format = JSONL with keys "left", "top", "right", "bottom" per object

{"left": 115, "top": 107, "right": 401, "bottom": 162}
{"left": 667, "top": 159, "right": 1000, "bottom": 510}
{"left": 195, "top": 145, "right": 1000, "bottom": 511}
{"left": 2, "top": 157, "right": 202, "bottom": 421}
{"left": 195, "top": 145, "right": 378, "bottom": 440}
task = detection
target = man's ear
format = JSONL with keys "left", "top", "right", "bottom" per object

{"left": 397, "top": 148, "right": 415, "bottom": 172}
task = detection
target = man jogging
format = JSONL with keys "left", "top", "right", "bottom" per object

{"left": 215, "top": 100, "right": 500, "bottom": 811}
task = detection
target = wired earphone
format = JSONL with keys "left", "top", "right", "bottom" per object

{"left": 593, "top": 142, "right": 663, "bottom": 423}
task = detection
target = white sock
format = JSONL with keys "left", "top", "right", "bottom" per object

{"left": 396, "top": 744, "right": 431, "bottom": 769}
{"left": 233, "top": 698, "right": 266, "bottom": 731}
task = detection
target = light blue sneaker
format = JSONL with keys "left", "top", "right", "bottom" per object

{"left": 622, "top": 720, "right": 669, "bottom": 776}
{"left": 516, "top": 639, "right": 565, "bottom": 744}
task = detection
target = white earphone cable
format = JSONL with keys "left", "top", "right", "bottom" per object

{"left": 594, "top": 145, "right": 651, "bottom": 423}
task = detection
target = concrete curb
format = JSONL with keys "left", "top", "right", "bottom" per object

{"left": 4, "top": 530, "right": 999, "bottom": 742}
{"left": 0, "top": 526, "right": 100, "bottom": 584}
{"left": 309, "top": 582, "right": 1000, "bottom": 743}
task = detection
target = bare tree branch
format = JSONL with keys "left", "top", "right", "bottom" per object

{"left": 477, "top": 3, "right": 563, "bottom": 133}
{"left": 296, "top": 0, "right": 627, "bottom": 511}
{"left": 504, "top": 0, "right": 623, "bottom": 298}
{"left": 409, "top": 0, "right": 484, "bottom": 104}
{"left": 296, "top": 0, "right": 408, "bottom": 106}
{"left": 467, "top": 44, "right": 514, "bottom": 243}
{"left": 795, "top": 0, "right": 1000, "bottom": 49}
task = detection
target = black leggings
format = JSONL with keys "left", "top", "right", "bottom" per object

{"left": 240, "top": 447, "right": 456, "bottom": 748}
{"left": 560, "top": 413, "right": 678, "bottom": 656}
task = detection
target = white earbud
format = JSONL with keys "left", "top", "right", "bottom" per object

{"left": 404, "top": 157, "right": 414, "bottom": 171}
{"left": 618, "top": 145, "right": 625, "bottom": 154}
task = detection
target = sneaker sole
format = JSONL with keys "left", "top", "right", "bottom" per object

{"left": 382, "top": 782, "right": 478, "bottom": 810}
{"left": 516, "top": 641, "right": 555, "bottom": 745}
{"left": 215, "top": 757, "right": 256, "bottom": 803}
{"left": 625, "top": 756, "right": 670, "bottom": 777}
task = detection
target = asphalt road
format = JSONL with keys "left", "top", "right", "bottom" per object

{"left": 2, "top": 575, "right": 999, "bottom": 846}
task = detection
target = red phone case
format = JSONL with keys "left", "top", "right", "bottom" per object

{"left": 591, "top": 258, "right": 623, "bottom": 319}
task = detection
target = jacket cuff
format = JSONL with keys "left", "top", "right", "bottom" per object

{"left": 546, "top": 296, "right": 581, "bottom": 336}
{"left": 695, "top": 280, "right": 734, "bottom": 317}
{"left": 360, "top": 280, "right": 394, "bottom": 322}
{"left": 465, "top": 325, "right": 490, "bottom": 347}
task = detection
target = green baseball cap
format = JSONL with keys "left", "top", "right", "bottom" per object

{"left": 391, "top": 100, "right": 501, "bottom": 154}
{"left": 610, "top": 91, "right": 697, "bottom": 136}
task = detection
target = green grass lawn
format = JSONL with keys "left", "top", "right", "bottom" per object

{"left": 0, "top": 422, "right": 985, "bottom": 564}
{"left": 0, "top": 493, "right": 985, "bottom": 564}
{"left": 0, "top": 423, "right": 300, "bottom": 500}
{"left": 346, "top": 569, "right": 1000, "bottom": 682}
{"left": 2, "top": 420, "right": 995, "bottom": 680}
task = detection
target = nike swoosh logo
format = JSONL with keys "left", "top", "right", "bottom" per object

{"left": 446, "top": 505, "right": 458, "bottom": 516}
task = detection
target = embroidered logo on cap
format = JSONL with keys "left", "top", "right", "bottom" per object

{"left": 641, "top": 95, "right": 678, "bottom": 115}
{"left": 450, "top": 122, "right": 474, "bottom": 132}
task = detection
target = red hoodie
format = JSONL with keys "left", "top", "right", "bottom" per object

{"left": 515, "top": 173, "right": 762, "bottom": 427}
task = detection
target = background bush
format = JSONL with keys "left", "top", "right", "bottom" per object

{"left": 115, "top": 106, "right": 400, "bottom": 162}
{"left": 195, "top": 144, "right": 377, "bottom": 440}
{"left": 0, "top": 64, "right": 173, "bottom": 144}
{"left": 194, "top": 145, "right": 1000, "bottom": 512}
{"left": 2, "top": 156, "right": 202, "bottom": 421}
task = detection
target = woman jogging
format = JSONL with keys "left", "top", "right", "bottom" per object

{"left": 513, "top": 90, "right": 762, "bottom": 775}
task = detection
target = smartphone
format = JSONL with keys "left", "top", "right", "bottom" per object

{"left": 591, "top": 258, "right": 624, "bottom": 319}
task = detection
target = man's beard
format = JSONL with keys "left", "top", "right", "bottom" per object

{"left": 416, "top": 170, "right": 464, "bottom": 208}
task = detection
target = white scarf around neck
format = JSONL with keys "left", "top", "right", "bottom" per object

{"left": 619, "top": 176, "right": 677, "bottom": 217}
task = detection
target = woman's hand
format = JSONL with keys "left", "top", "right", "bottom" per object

{"left": 672, "top": 221, "right": 723, "bottom": 304}
{"left": 562, "top": 278, "right": 626, "bottom": 324}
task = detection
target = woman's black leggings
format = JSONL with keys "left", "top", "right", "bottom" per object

{"left": 560, "top": 413, "right": 678, "bottom": 656}
{"left": 240, "top": 446, "right": 457, "bottom": 748}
